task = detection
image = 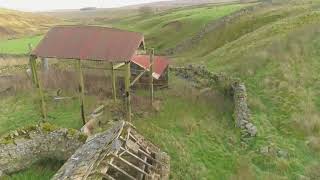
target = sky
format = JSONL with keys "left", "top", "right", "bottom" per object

{"left": 0, "top": 0, "right": 171, "bottom": 11}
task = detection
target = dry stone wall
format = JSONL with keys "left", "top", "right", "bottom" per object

{"left": 171, "top": 65, "right": 257, "bottom": 138}
{"left": 0, "top": 123, "right": 87, "bottom": 177}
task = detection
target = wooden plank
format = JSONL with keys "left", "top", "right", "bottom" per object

{"left": 92, "top": 105, "right": 105, "bottom": 115}
{"left": 78, "top": 59, "right": 86, "bottom": 125}
{"left": 120, "top": 147, "right": 153, "bottom": 167}
{"left": 113, "top": 62, "right": 126, "bottom": 70}
{"left": 110, "top": 62, "right": 117, "bottom": 101}
{"left": 124, "top": 62, "right": 132, "bottom": 122}
{"left": 108, "top": 162, "right": 136, "bottom": 180}
{"left": 112, "top": 154, "right": 150, "bottom": 176}
{"left": 149, "top": 49, "right": 154, "bottom": 105}
{"left": 130, "top": 69, "right": 147, "bottom": 87}
{"left": 28, "top": 44, "right": 36, "bottom": 84}
{"left": 98, "top": 173, "right": 116, "bottom": 180}
{"left": 30, "top": 56, "right": 47, "bottom": 121}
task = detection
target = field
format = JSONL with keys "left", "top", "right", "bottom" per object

{"left": 1, "top": 0, "right": 320, "bottom": 179}
{"left": 0, "top": 35, "right": 43, "bottom": 54}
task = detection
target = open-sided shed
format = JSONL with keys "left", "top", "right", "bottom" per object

{"left": 29, "top": 25, "right": 156, "bottom": 123}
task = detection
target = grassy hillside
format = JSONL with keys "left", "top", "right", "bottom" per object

{"left": 109, "top": 1, "right": 320, "bottom": 179}
{"left": 0, "top": 8, "right": 58, "bottom": 39}
{"left": 1, "top": 0, "right": 320, "bottom": 179}
{"left": 111, "top": 3, "right": 251, "bottom": 51}
{"left": 0, "top": 4, "right": 249, "bottom": 55}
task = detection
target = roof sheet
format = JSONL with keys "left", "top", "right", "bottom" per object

{"left": 131, "top": 55, "right": 169, "bottom": 79}
{"left": 31, "top": 26, "right": 144, "bottom": 62}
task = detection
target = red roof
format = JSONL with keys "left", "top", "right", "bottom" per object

{"left": 32, "top": 26, "right": 144, "bottom": 62}
{"left": 131, "top": 55, "right": 169, "bottom": 79}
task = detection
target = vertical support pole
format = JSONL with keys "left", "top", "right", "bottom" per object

{"left": 149, "top": 49, "right": 154, "bottom": 105}
{"left": 29, "top": 56, "right": 47, "bottom": 121}
{"left": 110, "top": 62, "right": 117, "bottom": 101}
{"left": 28, "top": 44, "right": 36, "bottom": 84}
{"left": 124, "top": 61, "right": 132, "bottom": 122}
{"left": 78, "top": 59, "right": 86, "bottom": 125}
{"left": 41, "top": 57, "right": 49, "bottom": 72}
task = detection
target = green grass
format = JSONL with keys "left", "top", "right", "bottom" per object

{"left": 135, "top": 78, "right": 241, "bottom": 179}
{"left": 0, "top": 4, "right": 247, "bottom": 55}
{"left": 2, "top": 1, "right": 320, "bottom": 179}
{"left": 0, "top": 35, "right": 43, "bottom": 54}
{"left": 4, "top": 159, "right": 64, "bottom": 180}
{"left": 111, "top": 3, "right": 250, "bottom": 52}
{"left": 0, "top": 90, "right": 98, "bottom": 179}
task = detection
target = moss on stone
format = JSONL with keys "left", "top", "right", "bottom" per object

{"left": 0, "top": 136, "right": 14, "bottom": 145}
{"left": 23, "top": 125, "right": 37, "bottom": 132}
{"left": 41, "top": 122, "right": 59, "bottom": 133}
{"left": 78, "top": 134, "right": 87, "bottom": 143}
{"left": 67, "top": 128, "right": 78, "bottom": 136}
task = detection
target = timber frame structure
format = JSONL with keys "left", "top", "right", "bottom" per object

{"left": 52, "top": 121, "right": 170, "bottom": 180}
{"left": 29, "top": 25, "right": 155, "bottom": 124}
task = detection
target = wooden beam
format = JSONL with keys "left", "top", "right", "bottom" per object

{"left": 28, "top": 44, "right": 36, "bottom": 84}
{"left": 98, "top": 173, "right": 116, "bottom": 180}
{"left": 29, "top": 56, "right": 47, "bottom": 121}
{"left": 110, "top": 62, "right": 117, "bottom": 101}
{"left": 149, "top": 49, "right": 154, "bottom": 105}
{"left": 112, "top": 154, "right": 150, "bottom": 176}
{"left": 130, "top": 69, "right": 147, "bottom": 87}
{"left": 78, "top": 59, "right": 86, "bottom": 125}
{"left": 108, "top": 162, "right": 136, "bottom": 180}
{"left": 120, "top": 147, "right": 153, "bottom": 167}
{"left": 124, "top": 62, "right": 132, "bottom": 122}
{"left": 113, "top": 62, "right": 126, "bottom": 70}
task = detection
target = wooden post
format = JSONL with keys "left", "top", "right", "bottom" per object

{"left": 41, "top": 57, "right": 49, "bottom": 72}
{"left": 124, "top": 61, "right": 131, "bottom": 122}
{"left": 110, "top": 62, "right": 117, "bottom": 101}
{"left": 29, "top": 56, "right": 47, "bottom": 121}
{"left": 28, "top": 44, "right": 36, "bottom": 84}
{"left": 78, "top": 59, "right": 86, "bottom": 125}
{"left": 149, "top": 49, "right": 154, "bottom": 105}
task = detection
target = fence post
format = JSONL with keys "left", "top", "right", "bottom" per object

{"left": 29, "top": 55, "right": 47, "bottom": 121}
{"left": 110, "top": 62, "right": 117, "bottom": 101}
{"left": 124, "top": 61, "right": 131, "bottom": 122}
{"left": 78, "top": 59, "right": 86, "bottom": 125}
{"left": 149, "top": 49, "right": 154, "bottom": 105}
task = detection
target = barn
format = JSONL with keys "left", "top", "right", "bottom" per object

{"left": 29, "top": 25, "right": 169, "bottom": 123}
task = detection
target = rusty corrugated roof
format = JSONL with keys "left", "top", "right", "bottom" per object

{"left": 31, "top": 26, "right": 144, "bottom": 62}
{"left": 131, "top": 55, "right": 169, "bottom": 79}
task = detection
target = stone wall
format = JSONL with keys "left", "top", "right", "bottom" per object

{"left": 0, "top": 123, "right": 87, "bottom": 177}
{"left": 171, "top": 65, "right": 257, "bottom": 138}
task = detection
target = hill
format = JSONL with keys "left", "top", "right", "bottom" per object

{"left": 107, "top": 1, "right": 320, "bottom": 179}
{"left": 1, "top": 0, "right": 320, "bottom": 179}
{"left": 40, "top": 0, "right": 248, "bottom": 23}
{"left": 0, "top": 8, "right": 58, "bottom": 39}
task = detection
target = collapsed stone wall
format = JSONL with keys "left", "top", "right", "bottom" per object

{"left": 53, "top": 121, "right": 170, "bottom": 180}
{"left": 171, "top": 65, "right": 257, "bottom": 138}
{"left": 0, "top": 123, "right": 87, "bottom": 178}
